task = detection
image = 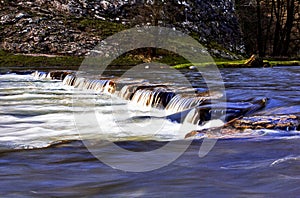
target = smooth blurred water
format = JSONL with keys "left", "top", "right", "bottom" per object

{"left": 0, "top": 66, "right": 300, "bottom": 196}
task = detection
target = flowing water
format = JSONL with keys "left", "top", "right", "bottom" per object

{"left": 0, "top": 66, "right": 300, "bottom": 196}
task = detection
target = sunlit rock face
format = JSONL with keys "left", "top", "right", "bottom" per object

{"left": 0, "top": 0, "right": 244, "bottom": 58}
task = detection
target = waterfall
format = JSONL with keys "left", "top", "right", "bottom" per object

{"left": 118, "top": 84, "right": 137, "bottom": 100}
{"left": 119, "top": 84, "right": 168, "bottom": 100}
{"left": 165, "top": 90, "right": 225, "bottom": 114}
{"left": 182, "top": 107, "right": 228, "bottom": 125}
{"left": 62, "top": 74, "right": 76, "bottom": 86}
{"left": 82, "top": 79, "right": 116, "bottom": 94}
{"left": 104, "top": 80, "right": 116, "bottom": 94}
{"left": 62, "top": 75, "right": 116, "bottom": 94}
{"left": 48, "top": 71, "right": 73, "bottom": 80}
{"left": 32, "top": 71, "right": 49, "bottom": 79}
{"left": 165, "top": 95, "right": 207, "bottom": 114}
{"left": 179, "top": 98, "right": 269, "bottom": 126}
{"left": 32, "top": 71, "right": 73, "bottom": 80}
{"left": 118, "top": 83, "right": 176, "bottom": 108}
{"left": 130, "top": 87, "right": 175, "bottom": 109}
{"left": 73, "top": 77, "right": 86, "bottom": 88}
{"left": 30, "top": 70, "right": 300, "bottom": 133}
{"left": 32, "top": 70, "right": 223, "bottom": 119}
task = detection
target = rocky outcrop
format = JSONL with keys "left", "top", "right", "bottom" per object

{"left": 0, "top": 0, "right": 101, "bottom": 56}
{"left": 0, "top": 0, "right": 245, "bottom": 58}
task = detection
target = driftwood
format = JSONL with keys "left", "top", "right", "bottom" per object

{"left": 244, "top": 54, "right": 263, "bottom": 67}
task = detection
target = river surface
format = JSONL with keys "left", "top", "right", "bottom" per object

{"left": 0, "top": 66, "right": 300, "bottom": 197}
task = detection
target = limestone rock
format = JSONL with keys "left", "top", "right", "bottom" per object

{"left": 0, "top": 0, "right": 245, "bottom": 57}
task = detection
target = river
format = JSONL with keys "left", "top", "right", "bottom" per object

{"left": 0, "top": 66, "right": 300, "bottom": 196}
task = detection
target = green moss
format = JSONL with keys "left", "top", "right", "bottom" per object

{"left": 0, "top": 50, "right": 83, "bottom": 70}
{"left": 172, "top": 59, "right": 300, "bottom": 69}
{"left": 214, "top": 59, "right": 247, "bottom": 67}
{"left": 158, "top": 55, "right": 188, "bottom": 66}
{"left": 1, "top": 48, "right": 299, "bottom": 71}
{"left": 173, "top": 59, "right": 245, "bottom": 69}
{"left": 268, "top": 60, "right": 300, "bottom": 66}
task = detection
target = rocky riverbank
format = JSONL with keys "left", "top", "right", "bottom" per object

{"left": 0, "top": 0, "right": 244, "bottom": 59}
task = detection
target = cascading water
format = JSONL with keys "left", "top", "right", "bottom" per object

{"left": 30, "top": 70, "right": 300, "bottom": 138}
{"left": 63, "top": 74, "right": 76, "bottom": 86}
{"left": 130, "top": 88, "right": 175, "bottom": 109}
{"left": 165, "top": 94, "right": 207, "bottom": 114}
{"left": 2, "top": 66, "right": 300, "bottom": 197}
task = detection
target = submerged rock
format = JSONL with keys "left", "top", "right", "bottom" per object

{"left": 232, "top": 115, "right": 299, "bottom": 130}
{"left": 185, "top": 114, "right": 300, "bottom": 139}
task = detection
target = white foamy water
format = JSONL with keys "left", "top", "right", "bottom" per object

{"left": 1, "top": 67, "right": 300, "bottom": 197}
{"left": 0, "top": 73, "right": 189, "bottom": 149}
{"left": 0, "top": 74, "right": 77, "bottom": 149}
{"left": 1, "top": 68, "right": 300, "bottom": 149}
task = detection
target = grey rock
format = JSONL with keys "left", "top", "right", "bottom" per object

{"left": 0, "top": 0, "right": 245, "bottom": 58}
